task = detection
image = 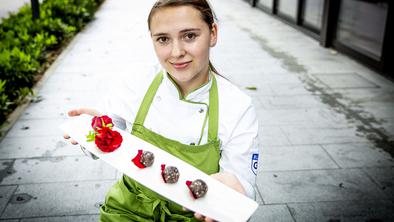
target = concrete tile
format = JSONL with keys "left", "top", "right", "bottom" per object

{"left": 249, "top": 204, "right": 294, "bottom": 222}
{"left": 269, "top": 83, "right": 312, "bottom": 96}
{"left": 313, "top": 73, "right": 380, "bottom": 89}
{"left": 288, "top": 200, "right": 394, "bottom": 222}
{"left": 21, "top": 214, "right": 99, "bottom": 222}
{"left": 36, "top": 91, "right": 103, "bottom": 106}
{"left": 0, "top": 136, "right": 82, "bottom": 159}
{"left": 257, "top": 108, "right": 348, "bottom": 127}
{"left": 256, "top": 95, "right": 326, "bottom": 110}
{"left": 257, "top": 169, "right": 385, "bottom": 204}
{"left": 1, "top": 181, "right": 114, "bottom": 219}
{"left": 258, "top": 126, "right": 291, "bottom": 146}
{"left": 281, "top": 126, "right": 369, "bottom": 145}
{"left": 20, "top": 102, "right": 98, "bottom": 120}
{"left": 322, "top": 143, "right": 394, "bottom": 168}
{"left": 363, "top": 167, "right": 394, "bottom": 198}
{"left": 1, "top": 156, "right": 116, "bottom": 185}
{"left": 0, "top": 186, "right": 17, "bottom": 215}
{"left": 38, "top": 74, "right": 100, "bottom": 93}
{"left": 5, "top": 119, "right": 67, "bottom": 138}
{"left": 260, "top": 145, "right": 339, "bottom": 172}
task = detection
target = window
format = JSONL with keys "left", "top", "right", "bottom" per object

{"left": 302, "top": 0, "right": 324, "bottom": 31}
{"left": 336, "top": 0, "right": 388, "bottom": 59}
{"left": 277, "top": 0, "right": 298, "bottom": 20}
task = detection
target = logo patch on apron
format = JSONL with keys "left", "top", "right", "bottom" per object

{"left": 251, "top": 153, "right": 258, "bottom": 175}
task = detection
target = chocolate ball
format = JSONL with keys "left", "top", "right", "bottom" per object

{"left": 189, "top": 179, "right": 208, "bottom": 198}
{"left": 162, "top": 166, "right": 179, "bottom": 183}
{"left": 140, "top": 151, "right": 154, "bottom": 167}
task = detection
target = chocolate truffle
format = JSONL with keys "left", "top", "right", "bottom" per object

{"left": 140, "top": 151, "right": 154, "bottom": 167}
{"left": 161, "top": 165, "right": 180, "bottom": 183}
{"left": 188, "top": 179, "right": 208, "bottom": 199}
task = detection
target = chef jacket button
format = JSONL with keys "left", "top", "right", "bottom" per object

{"left": 199, "top": 108, "right": 204, "bottom": 113}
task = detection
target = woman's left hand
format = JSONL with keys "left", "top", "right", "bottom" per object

{"left": 194, "top": 172, "right": 246, "bottom": 221}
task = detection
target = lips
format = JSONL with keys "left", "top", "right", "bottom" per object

{"left": 170, "top": 61, "right": 191, "bottom": 69}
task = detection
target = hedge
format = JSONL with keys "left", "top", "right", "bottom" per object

{"left": 0, "top": 0, "right": 104, "bottom": 126}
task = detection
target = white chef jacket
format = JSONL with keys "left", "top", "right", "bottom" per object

{"left": 104, "top": 65, "right": 260, "bottom": 199}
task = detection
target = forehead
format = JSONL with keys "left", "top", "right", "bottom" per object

{"left": 150, "top": 6, "right": 207, "bottom": 33}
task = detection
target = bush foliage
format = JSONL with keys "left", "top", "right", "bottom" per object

{"left": 0, "top": 0, "right": 104, "bottom": 125}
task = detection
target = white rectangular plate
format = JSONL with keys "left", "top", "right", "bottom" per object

{"left": 60, "top": 114, "right": 258, "bottom": 222}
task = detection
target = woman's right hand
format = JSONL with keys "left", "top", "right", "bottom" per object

{"left": 63, "top": 108, "right": 101, "bottom": 145}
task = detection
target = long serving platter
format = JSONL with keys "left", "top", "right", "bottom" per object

{"left": 60, "top": 114, "right": 258, "bottom": 222}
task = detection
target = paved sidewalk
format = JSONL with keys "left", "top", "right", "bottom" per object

{"left": 1, "top": 0, "right": 394, "bottom": 221}
{"left": 0, "top": 0, "right": 30, "bottom": 20}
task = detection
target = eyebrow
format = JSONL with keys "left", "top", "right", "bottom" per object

{"left": 152, "top": 28, "right": 201, "bottom": 37}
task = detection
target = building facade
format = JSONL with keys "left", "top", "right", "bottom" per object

{"left": 243, "top": 0, "right": 392, "bottom": 79}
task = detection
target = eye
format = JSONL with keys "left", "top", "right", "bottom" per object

{"left": 156, "top": 36, "right": 169, "bottom": 44}
{"left": 184, "top": 32, "right": 197, "bottom": 41}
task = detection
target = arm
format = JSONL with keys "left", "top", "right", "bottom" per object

{"left": 219, "top": 102, "right": 260, "bottom": 199}
{"left": 194, "top": 102, "right": 260, "bottom": 221}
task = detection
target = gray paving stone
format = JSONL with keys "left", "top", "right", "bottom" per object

{"left": 35, "top": 91, "right": 102, "bottom": 106}
{"left": 5, "top": 119, "right": 68, "bottom": 138}
{"left": 1, "top": 156, "right": 116, "bottom": 185}
{"left": 313, "top": 73, "right": 380, "bottom": 89}
{"left": 256, "top": 95, "right": 326, "bottom": 110}
{"left": 287, "top": 200, "right": 394, "bottom": 222}
{"left": 259, "top": 145, "right": 339, "bottom": 172}
{"left": 38, "top": 73, "right": 101, "bottom": 93}
{"left": 281, "top": 126, "right": 369, "bottom": 145}
{"left": 362, "top": 167, "right": 394, "bottom": 198}
{"left": 0, "top": 186, "right": 17, "bottom": 215}
{"left": 257, "top": 169, "right": 385, "bottom": 204}
{"left": 257, "top": 108, "right": 348, "bottom": 127}
{"left": 249, "top": 204, "right": 294, "bottom": 222}
{"left": 21, "top": 214, "right": 99, "bottom": 222}
{"left": 1, "top": 181, "right": 114, "bottom": 219}
{"left": 269, "top": 83, "right": 312, "bottom": 96}
{"left": 0, "top": 136, "right": 81, "bottom": 159}
{"left": 19, "top": 101, "right": 99, "bottom": 120}
{"left": 322, "top": 143, "right": 394, "bottom": 168}
{"left": 258, "top": 126, "right": 291, "bottom": 146}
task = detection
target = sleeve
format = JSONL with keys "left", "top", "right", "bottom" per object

{"left": 219, "top": 102, "right": 260, "bottom": 199}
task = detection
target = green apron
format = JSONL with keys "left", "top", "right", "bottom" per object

{"left": 100, "top": 72, "right": 221, "bottom": 222}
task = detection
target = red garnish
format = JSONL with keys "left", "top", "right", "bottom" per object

{"left": 132, "top": 150, "right": 145, "bottom": 168}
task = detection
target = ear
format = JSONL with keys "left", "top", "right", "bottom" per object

{"left": 209, "top": 23, "right": 218, "bottom": 47}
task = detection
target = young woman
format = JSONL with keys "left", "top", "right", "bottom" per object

{"left": 65, "top": 0, "right": 259, "bottom": 221}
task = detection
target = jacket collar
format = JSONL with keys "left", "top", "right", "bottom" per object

{"left": 162, "top": 69, "right": 212, "bottom": 102}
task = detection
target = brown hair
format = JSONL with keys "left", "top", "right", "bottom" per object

{"left": 147, "top": 0, "right": 219, "bottom": 74}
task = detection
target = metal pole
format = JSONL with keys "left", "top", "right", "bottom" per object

{"left": 31, "top": 0, "right": 40, "bottom": 20}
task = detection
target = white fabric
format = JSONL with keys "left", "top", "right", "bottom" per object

{"left": 104, "top": 65, "right": 260, "bottom": 199}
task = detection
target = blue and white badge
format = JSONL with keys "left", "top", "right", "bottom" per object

{"left": 251, "top": 153, "right": 259, "bottom": 175}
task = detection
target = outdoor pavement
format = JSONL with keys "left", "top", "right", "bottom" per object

{"left": 1, "top": 0, "right": 394, "bottom": 221}
{"left": 0, "top": 0, "right": 31, "bottom": 20}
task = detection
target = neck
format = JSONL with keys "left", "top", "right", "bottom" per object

{"left": 171, "top": 67, "right": 210, "bottom": 97}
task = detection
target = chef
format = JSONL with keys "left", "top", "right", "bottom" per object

{"left": 65, "top": 0, "right": 260, "bottom": 221}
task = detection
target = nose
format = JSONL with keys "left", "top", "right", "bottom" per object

{"left": 171, "top": 40, "right": 185, "bottom": 58}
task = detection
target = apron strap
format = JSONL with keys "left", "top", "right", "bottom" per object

{"left": 133, "top": 71, "right": 164, "bottom": 126}
{"left": 208, "top": 75, "right": 218, "bottom": 142}
{"left": 133, "top": 71, "right": 219, "bottom": 142}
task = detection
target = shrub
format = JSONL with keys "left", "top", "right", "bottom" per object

{"left": 0, "top": 0, "right": 104, "bottom": 124}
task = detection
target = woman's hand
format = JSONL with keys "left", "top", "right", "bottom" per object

{"left": 194, "top": 172, "right": 246, "bottom": 221}
{"left": 63, "top": 108, "right": 101, "bottom": 145}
